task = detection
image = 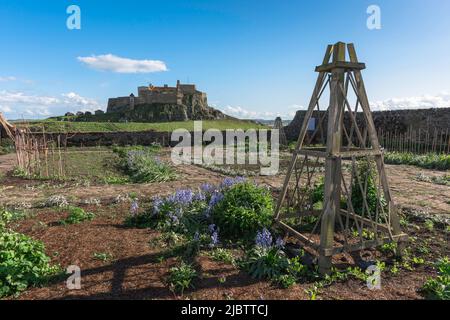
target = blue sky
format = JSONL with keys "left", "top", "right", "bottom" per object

{"left": 1, "top": 0, "right": 450, "bottom": 119}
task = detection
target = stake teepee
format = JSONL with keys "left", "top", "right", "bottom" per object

{"left": 274, "top": 42, "right": 407, "bottom": 274}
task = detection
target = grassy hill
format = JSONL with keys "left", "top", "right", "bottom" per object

{"left": 17, "top": 119, "right": 268, "bottom": 133}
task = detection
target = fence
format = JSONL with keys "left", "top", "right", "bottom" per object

{"left": 378, "top": 127, "right": 450, "bottom": 154}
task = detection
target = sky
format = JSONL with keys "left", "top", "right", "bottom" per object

{"left": 1, "top": 0, "right": 450, "bottom": 120}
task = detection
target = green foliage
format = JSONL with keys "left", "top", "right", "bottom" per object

{"left": 208, "top": 248, "right": 235, "bottom": 265}
{"left": 93, "top": 252, "right": 113, "bottom": 262}
{"left": 241, "top": 247, "right": 308, "bottom": 285}
{"left": 273, "top": 274, "right": 297, "bottom": 289}
{"left": 0, "top": 231, "right": 59, "bottom": 297}
{"left": 167, "top": 262, "right": 198, "bottom": 294}
{"left": 59, "top": 206, "right": 95, "bottom": 225}
{"left": 241, "top": 247, "right": 290, "bottom": 280}
{"left": 351, "top": 159, "right": 386, "bottom": 216}
{"left": 310, "top": 160, "right": 385, "bottom": 217}
{"left": 384, "top": 152, "right": 450, "bottom": 171}
{"left": 114, "top": 146, "right": 177, "bottom": 183}
{"left": 212, "top": 182, "right": 273, "bottom": 240}
{"left": 424, "top": 219, "right": 434, "bottom": 231}
{"left": 422, "top": 257, "right": 450, "bottom": 300}
{"left": 0, "top": 140, "right": 14, "bottom": 155}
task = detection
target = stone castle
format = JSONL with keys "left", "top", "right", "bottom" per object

{"left": 107, "top": 80, "right": 207, "bottom": 113}
{"left": 106, "top": 80, "right": 226, "bottom": 122}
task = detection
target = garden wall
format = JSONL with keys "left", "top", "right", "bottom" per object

{"left": 285, "top": 108, "right": 450, "bottom": 141}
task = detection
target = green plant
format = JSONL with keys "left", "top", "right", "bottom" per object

{"left": 273, "top": 274, "right": 297, "bottom": 289}
{"left": 384, "top": 152, "right": 450, "bottom": 171}
{"left": 93, "top": 252, "right": 113, "bottom": 262}
{"left": 0, "top": 231, "right": 59, "bottom": 297}
{"left": 208, "top": 248, "right": 235, "bottom": 265}
{"left": 212, "top": 182, "right": 273, "bottom": 241}
{"left": 167, "top": 262, "right": 198, "bottom": 294}
{"left": 422, "top": 257, "right": 449, "bottom": 300}
{"left": 241, "top": 247, "right": 290, "bottom": 280}
{"left": 424, "top": 219, "right": 434, "bottom": 231}
{"left": 351, "top": 159, "right": 386, "bottom": 217}
{"left": 103, "top": 176, "right": 129, "bottom": 185}
{"left": 114, "top": 147, "right": 177, "bottom": 183}
{"left": 59, "top": 206, "right": 95, "bottom": 225}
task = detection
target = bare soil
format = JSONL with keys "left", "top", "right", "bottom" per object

{"left": 0, "top": 149, "right": 448, "bottom": 300}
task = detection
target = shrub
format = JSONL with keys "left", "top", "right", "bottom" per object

{"left": 114, "top": 147, "right": 176, "bottom": 183}
{"left": 59, "top": 206, "right": 95, "bottom": 225}
{"left": 0, "top": 231, "right": 59, "bottom": 297}
{"left": 422, "top": 257, "right": 450, "bottom": 300}
{"left": 167, "top": 262, "right": 197, "bottom": 294}
{"left": 212, "top": 182, "right": 273, "bottom": 241}
{"left": 241, "top": 246, "right": 290, "bottom": 280}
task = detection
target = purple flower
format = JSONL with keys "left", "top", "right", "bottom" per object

{"left": 205, "top": 192, "right": 224, "bottom": 216}
{"left": 275, "top": 237, "right": 285, "bottom": 249}
{"left": 152, "top": 196, "right": 164, "bottom": 215}
{"left": 200, "top": 183, "right": 216, "bottom": 194}
{"left": 193, "top": 231, "right": 200, "bottom": 242}
{"left": 255, "top": 228, "right": 273, "bottom": 248}
{"left": 220, "top": 177, "right": 246, "bottom": 189}
{"left": 208, "top": 224, "right": 217, "bottom": 234}
{"left": 209, "top": 192, "right": 224, "bottom": 207}
{"left": 168, "top": 189, "right": 194, "bottom": 206}
{"left": 193, "top": 191, "right": 206, "bottom": 202}
{"left": 130, "top": 200, "right": 139, "bottom": 216}
{"left": 168, "top": 212, "right": 179, "bottom": 225}
{"left": 210, "top": 231, "right": 219, "bottom": 248}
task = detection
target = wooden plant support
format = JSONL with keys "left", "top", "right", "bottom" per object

{"left": 274, "top": 42, "right": 408, "bottom": 275}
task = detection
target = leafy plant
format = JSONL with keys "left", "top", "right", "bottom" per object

{"left": 384, "top": 152, "right": 450, "bottom": 171}
{"left": 0, "top": 231, "right": 59, "bottom": 297}
{"left": 273, "top": 274, "right": 297, "bottom": 289}
{"left": 212, "top": 182, "right": 273, "bottom": 241}
{"left": 167, "top": 262, "right": 198, "bottom": 294}
{"left": 59, "top": 206, "right": 95, "bottom": 225}
{"left": 422, "top": 257, "right": 449, "bottom": 300}
{"left": 241, "top": 246, "right": 290, "bottom": 280}
{"left": 208, "top": 248, "right": 235, "bottom": 265}
{"left": 114, "top": 147, "right": 177, "bottom": 183}
{"left": 93, "top": 252, "right": 113, "bottom": 262}
{"left": 351, "top": 159, "right": 386, "bottom": 217}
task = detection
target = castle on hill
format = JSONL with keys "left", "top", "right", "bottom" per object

{"left": 107, "top": 80, "right": 208, "bottom": 113}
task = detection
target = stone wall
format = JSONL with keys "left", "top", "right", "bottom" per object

{"left": 41, "top": 130, "right": 274, "bottom": 147}
{"left": 285, "top": 108, "right": 450, "bottom": 141}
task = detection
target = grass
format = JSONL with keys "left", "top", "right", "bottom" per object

{"left": 18, "top": 119, "right": 268, "bottom": 133}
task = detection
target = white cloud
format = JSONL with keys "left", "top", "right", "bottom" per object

{"left": 0, "top": 90, "right": 103, "bottom": 119}
{"left": 77, "top": 54, "right": 168, "bottom": 73}
{"left": 0, "top": 105, "right": 12, "bottom": 113}
{"left": 370, "top": 92, "right": 450, "bottom": 111}
{"left": 220, "top": 105, "right": 296, "bottom": 120}
{"left": 0, "top": 76, "right": 17, "bottom": 82}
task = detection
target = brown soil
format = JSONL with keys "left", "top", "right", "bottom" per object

{"left": 0, "top": 150, "right": 448, "bottom": 300}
